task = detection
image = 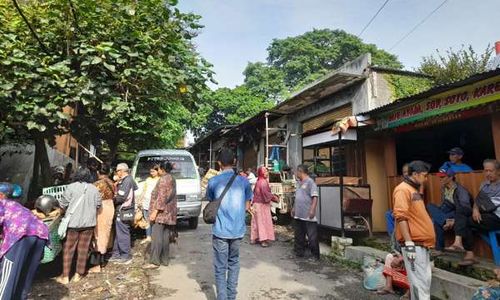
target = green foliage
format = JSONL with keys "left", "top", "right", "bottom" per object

{"left": 0, "top": 0, "right": 212, "bottom": 156}
{"left": 243, "top": 62, "right": 289, "bottom": 103}
{"left": 244, "top": 28, "right": 402, "bottom": 101}
{"left": 419, "top": 45, "right": 493, "bottom": 85}
{"left": 384, "top": 74, "right": 433, "bottom": 100}
{"left": 191, "top": 85, "right": 273, "bottom": 137}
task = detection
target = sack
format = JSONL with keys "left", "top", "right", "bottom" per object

{"left": 203, "top": 173, "right": 238, "bottom": 224}
{"left": 362, "top": 256, "right": 385, "bottom": 291}
{"left": 476, "top": 191, "right": 499, "bottom": 213}
{"left": 42, "top": 219, "right": 63, "bottom": 264}
{"left": 119, "top": 206, "right": 135, "bottom": 223}
{"left": 57, "top": 217, "right": 71, "bottom": 239}
{"left": 58, "top": 184, "right": 87, "bottom": 239}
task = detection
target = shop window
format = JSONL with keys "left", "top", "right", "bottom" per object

{"left": 302, "top": 146, "right": 347, "bottom": 177}
{"left": 395, "top": 116, "right": 494, "bottom": 173}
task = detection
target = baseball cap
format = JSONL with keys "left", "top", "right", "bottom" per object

{"left": 437, "top": 169, "right": 456, "bottom": 178}
{"left": 447, "top": 147, "right": 464, "bottom": 156}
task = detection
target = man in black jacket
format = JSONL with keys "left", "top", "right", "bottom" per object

{"left": 110, "top": 163, "right": 138, "bottom": 264}
{"left": 427, "top": 169, "right": 471, "bottom": 255}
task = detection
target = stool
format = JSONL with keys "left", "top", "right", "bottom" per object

{"left": 479, "top": 230, "right": 500, "bottom": 265}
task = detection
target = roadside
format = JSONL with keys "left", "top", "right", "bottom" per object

{"left": 150, "top": 221, "right": 398, "bottom": 300}
{"left": 30, "top": 233, "right": 157, "bottom": 300}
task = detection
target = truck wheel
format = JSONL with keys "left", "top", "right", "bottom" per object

{"left": 189, "top": 217, "right": 199, "bottom": 229}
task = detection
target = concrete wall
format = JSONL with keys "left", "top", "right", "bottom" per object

{"left": 0, "top": 144, "right": 74, "bottom": 202}
{"left": 364, "top": 138, "right": 390, "bottom": 232}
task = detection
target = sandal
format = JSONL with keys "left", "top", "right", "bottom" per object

{"left": 458, "top": 259, "right": 479, "bottom": 266}
{"left": 261, "top": 242, "right": 269, "bottom": 248}
{"left": 445, "top": 245, "right": 465, "bottom": 253}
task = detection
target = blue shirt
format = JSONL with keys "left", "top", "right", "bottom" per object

{"left": 207, "top": 169, "right": 252, "bottom": 239}
{"left": 439, "top": 162, "right": 473, "bottom": 173}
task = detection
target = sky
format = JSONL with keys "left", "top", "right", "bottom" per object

{"left": 178, "top": 0, "right": 500, "bottom": 89}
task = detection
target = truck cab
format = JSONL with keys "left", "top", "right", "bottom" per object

{"left": 131, "top": 149, "right": 202, "bottom": 229}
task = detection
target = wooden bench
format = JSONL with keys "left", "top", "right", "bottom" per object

{"left": 388, "top": 171, "right": 498, "bottom": 260}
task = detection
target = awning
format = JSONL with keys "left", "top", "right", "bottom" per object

{"left": 303, "top": 128, "right": 357, "bottom": 147}
{"left": 369, "top": 72, "right": 500, "bottom": 131}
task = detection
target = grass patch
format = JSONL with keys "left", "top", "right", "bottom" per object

{"left": 323, "top": 252, "right": 362, "bottom": 270}
{"left": 356, "top": 237, "right": 392, "bottom": 252}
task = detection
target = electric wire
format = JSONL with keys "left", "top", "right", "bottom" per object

{"left": 389, "top": 0, "right": 449, "bottom": 51}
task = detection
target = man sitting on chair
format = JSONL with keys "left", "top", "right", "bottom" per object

{"left": 447, "top": 159, "right": 500, "bottom": 266}
{"left": 427, "top": 169, "right": 471, "bottom": 256}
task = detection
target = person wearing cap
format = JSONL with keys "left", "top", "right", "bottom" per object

{"left": 0, "top": 182, "right": 49, "bottom": 299}
{"left": 110, "top": 163, "right": 138, "bottom": 265}
{"left": 393, "top": 160, "right": 435, "bottom": 300}
{"left": 439, "top": 147, "right": 473, "bottom": 173}
{"left": 427, "top": 169, "right": 471, "bottom": 256}
{"left": 449, "top": 159, "right": 500, "bottom": 266}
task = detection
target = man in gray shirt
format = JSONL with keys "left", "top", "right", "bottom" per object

{"left": 454, "top": 159, "right": 500, "bottom": 266}
{"left": 292, "top": 164, "right": 319, "bottom": 260}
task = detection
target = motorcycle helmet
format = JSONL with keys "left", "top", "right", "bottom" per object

{"left": 35, "top": 195, "right": 58, "bottom": 215}
{"left": 10, "top": 184, "right": 23, "bottom": 199}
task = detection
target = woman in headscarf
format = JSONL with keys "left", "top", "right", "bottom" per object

{"left": 250, "top": 166, "right": 278, "bottom": 247}
{"left": 89, "top": 164, "right": 115, "bottom": 273}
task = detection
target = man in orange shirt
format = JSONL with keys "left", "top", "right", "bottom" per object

{"left": 393, "top": 160, "right": 435, "bottom": 300}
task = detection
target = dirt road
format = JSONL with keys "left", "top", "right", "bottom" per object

{"left": 151, "top": 220, "right": 396, "bottom": 300}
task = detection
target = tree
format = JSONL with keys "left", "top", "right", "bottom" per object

{"left": 243, "top": 62, "right": 288, "bottom": 103}
{"left": 193, "top": 28, "right": 403, "bottom": 139}
{"left": 0, "top": 0, "right": 212, "bottom": 191}
{"left": 419, "top": 45, "right": 493, "bottom": 85}
{"left": 191, "top": 85, "right": 273, "bottom": 137}
{"left": 244, "top": 28, "right": 402, "bottom": 100}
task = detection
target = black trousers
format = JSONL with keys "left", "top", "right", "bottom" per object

{"left": 294, "top": 219, "right": 320, "bottom": 259}
{"left": 455, "top": 209, "right": 500, "bottom": 251}
{"left": 150, "top": 223, "right": 171, "bottom": 266}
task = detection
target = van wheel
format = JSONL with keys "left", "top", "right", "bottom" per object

{"left": 189, "top": 217, "right": 198, "bottom": 229}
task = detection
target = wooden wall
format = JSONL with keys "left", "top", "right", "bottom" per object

{"left": 387, "top": 171, "right": 493, "bottom": 258}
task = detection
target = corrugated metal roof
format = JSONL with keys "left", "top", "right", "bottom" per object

{"left": 361, "top": 68, "right": 500, "bottom": 116}
{"left": 190, "top": 125, "right": 235, "bottom": 148}
{"left": 369, "top": 66, "right": 432, "bottom": 78}
{"left": 271, "top": 72, "right": 366, "bottom": 115}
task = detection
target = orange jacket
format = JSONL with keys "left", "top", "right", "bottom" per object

{"left": 393, "top": 181, "right": 435, "bottom": 248}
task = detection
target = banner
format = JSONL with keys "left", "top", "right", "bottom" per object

{"left": 376, "top": 75, "right": 500, "bottom": 130}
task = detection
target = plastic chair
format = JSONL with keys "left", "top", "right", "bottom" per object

{"left": 479, "top": 230, "right": 500, "bottom": 265}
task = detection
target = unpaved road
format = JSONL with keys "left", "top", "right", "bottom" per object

{"left": 151, "top": 220, "right": 397, "bottom": 300}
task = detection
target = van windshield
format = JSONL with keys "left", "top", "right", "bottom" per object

{"left": 135, "top": 155, "right": 197, "bottom": 182}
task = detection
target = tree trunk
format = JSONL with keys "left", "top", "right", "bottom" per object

{"left": 107, "top": 138, "right": 120, "bottom": 166}
{"left": 34, "top": 134, "right": 53, "bottom": 187}
{"left": 28, "top": 141, "right": 40, "bottom": 201}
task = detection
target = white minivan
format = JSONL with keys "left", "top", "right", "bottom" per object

{"left": 131, "top": 149, "right": 202, "bottom": 229}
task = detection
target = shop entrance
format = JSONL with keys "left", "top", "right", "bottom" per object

{"left": 395, "top": 115, "right": 494, "bottom": 173}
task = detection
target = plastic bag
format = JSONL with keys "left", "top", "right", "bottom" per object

{"left": 362, "top": 255, "right": 385, "bottom": 291}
